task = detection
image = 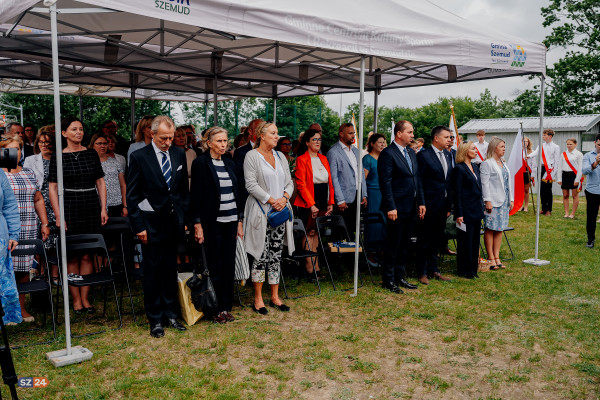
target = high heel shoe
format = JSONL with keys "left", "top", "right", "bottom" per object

{"left": 252, "top": 303, "right": 268, "bottom": 315}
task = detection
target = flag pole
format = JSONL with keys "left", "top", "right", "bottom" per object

{"left": 524, "top": 75, "right": 550, "bottom": 266}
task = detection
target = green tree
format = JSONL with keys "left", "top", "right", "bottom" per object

{"left": 541, "top": 0, "right": 600, "bottom": 114}
{"left": 0, "top": 93, "right": 166, "bottom": 140}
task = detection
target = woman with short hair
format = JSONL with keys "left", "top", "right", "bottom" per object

{"left": 293, "top": 128, "right": 334, "bottom": 277}
{"left": 243, "top": 121, "right": 294, "bottom": 314}
{"left": 191, "top": 126, "right": 244, "bottom": 323}
{"left": 480, "top": 137, "right": 513, "bottom": 270}
{"left": 557, "top": 138, "right": 583, "bottom": 218}
{"left": 89, "top": 133, "right": 127, "bottom": 218}
{"left": 127, "top": 115, "right": 155, "bottom": 162}
{"left": 452, "top": 142, "right": 484, "bottom": 279}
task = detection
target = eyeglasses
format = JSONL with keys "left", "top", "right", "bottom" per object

{"left": 280, "top": 143, "right": 292, "bottom": 146}
{"left": 94, "top": 142, "right": 109, "bottom": 146}
{"left": 310, "top": 138, "right": 323, "bottom": 142}
{"left": 38, "top": 141, "right": 51, "bottom": 146}
{"left": 449, "top": 136, "right": 455, "bottom": 139}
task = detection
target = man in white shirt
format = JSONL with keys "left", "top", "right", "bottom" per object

{"left": 326, "top": 123, "right": 367, "bottom": 234}
{"left": 529, "top": 129, "right": 561, "bottom": 215}
{"left": 473, "top": 130, "right": 488, "bottom": 164}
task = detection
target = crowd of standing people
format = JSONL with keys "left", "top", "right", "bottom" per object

{"left": 0, "top": 115, "right": 596, "bottom": 337}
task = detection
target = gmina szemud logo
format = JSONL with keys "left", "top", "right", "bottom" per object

{"left": 154, "top": 0, "right": 191, "bottom": 15}
{"left": 490, "top": 43, "right": 526, "bottom": 68}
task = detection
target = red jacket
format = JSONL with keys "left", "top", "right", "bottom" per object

{"left": 293, "top": 152, "right": 335, "bottom": 208}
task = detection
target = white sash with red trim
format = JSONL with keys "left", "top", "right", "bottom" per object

{"left": 542, "top": 146, "right": 553, "bottom": 183}
{"left": 563, "top": 152, "right": 584, "bottom": 192}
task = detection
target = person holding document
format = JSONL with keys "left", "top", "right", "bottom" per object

{"left": 452, "top": 142, "right": 484, "bottom": 279}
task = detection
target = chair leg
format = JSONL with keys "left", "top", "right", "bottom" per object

{"left": 502, "top": 231, "right": 515, "bottom": 261}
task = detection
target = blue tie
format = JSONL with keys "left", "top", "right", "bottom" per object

{"left": 404, "top": 147, "right": 413, "bottom": 173}
{"left": 161, "top": 151, "right": 171, "bottom": 189}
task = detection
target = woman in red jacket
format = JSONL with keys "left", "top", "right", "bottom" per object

{"left": 293, "top": 128, "right": 334, "bottom": 277}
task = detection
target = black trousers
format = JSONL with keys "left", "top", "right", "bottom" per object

{"left": 585, "top": 190, "right": 600, "bottom": 242}
{"left": 456, "top": 219, "right": 481, "bottom": 278}
{"left": 383, "top": 215, "right": 415, "bottom": 283}
{"left": 416, "top": 208, "right": 445, "bottom": 277}
{"left": 141, "top": 240, "right": 179, "bottom": 324}
{"left": 336, "top": 199, "right": 358, "bottom": 236}
{"left": 203, "top": 221, "right": 237, "bottom": 314}
{"left": 540, "top": 166, "right": 554, "bottom": 212}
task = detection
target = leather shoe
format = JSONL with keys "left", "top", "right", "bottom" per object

{"left": 167, "top": 318, "right": 187, "bottom": 331}
{"left": 418, "top": 275, "right": 429, "bottom": 285}
{"left": 431, "top": 272, "right": 452, "bottom": 281}
{"left": 397, "top": 279, "right": 418, "bottom": 290}
{"left": 382, "top": 282, "right": 403, "bottom": 294}
{"left": 150, "top": 323, "right": 164, "bottom": 338}
{"left": 252, "top": 304, "right": 268, "bottom": 315}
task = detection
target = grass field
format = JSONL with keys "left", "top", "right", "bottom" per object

{"left": 3, "top": 197, "right": 600, "bottom": 399}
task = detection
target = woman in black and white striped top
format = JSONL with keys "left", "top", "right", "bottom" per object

{"left": 190, "top": 126, "right": 244, "bottom": 324}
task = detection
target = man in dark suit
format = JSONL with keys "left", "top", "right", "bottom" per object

{"left": 416, "top": 126, "right": 454, "bottom": 285}
{"left": 127, "top": 115, "right": 189, "bottom": 338}
{"left": 378, "top": 120, "right": 424, "bottom": 294}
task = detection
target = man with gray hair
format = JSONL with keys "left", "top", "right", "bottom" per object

{"left": 127, "top": 115, "right": 189, "bottom": 338}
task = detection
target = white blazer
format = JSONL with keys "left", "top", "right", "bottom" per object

{"left": 480, "top": 158, "right": 514, "bottom": 207}
{"left": 22, "top": 153, "right": 44, "bottom": 190}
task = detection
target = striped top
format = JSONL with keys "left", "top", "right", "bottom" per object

{"left": 212, "top": 158, "right": 238, "bottom": 223}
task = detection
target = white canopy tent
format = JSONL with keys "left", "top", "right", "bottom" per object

{"left": 1, "top": 0, "right": 548, "bottom": 361}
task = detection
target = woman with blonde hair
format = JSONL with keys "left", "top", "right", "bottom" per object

{"left": 127, "top": 115, "right": 155, "bottom": 162}
{"left": 1, "top": 135, "right": 50, "bottom": 321}
{"left": 557, "top": 138, "right": 583, "bottom": 218}
{"left": 243, "top": 121, "right": 294, "bottom": 314}
{"left": 452, "top": 142, "right": 484, "bottom": 278}
{"left": 174, "top": 126, "right": 197, "bottom": 187}
{"left": 480, "top": 137, "right": 513, "bottom": 270}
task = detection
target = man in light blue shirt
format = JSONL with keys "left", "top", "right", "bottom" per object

{"left": 582, "top": 133, "right": 600, "bottom": 248}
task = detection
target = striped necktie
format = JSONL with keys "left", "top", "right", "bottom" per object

{"left": 161, "top": 151, "right": 171, "bottom": 189}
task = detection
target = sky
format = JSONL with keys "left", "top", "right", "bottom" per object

{"left": 323, "top": 0, "right": 563, "bottom": 112}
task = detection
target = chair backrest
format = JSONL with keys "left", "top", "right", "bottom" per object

{"left": 11, "top": 239, "right": 45, "bottom": 257}
{"left": 59, "top": 234, "right": 109, "bottom": 255}
{"left": 315, "top": 215, "right": 350, "bottom": 242}
{"left": 101, "top": 217, "right": 131, "bottom": 232}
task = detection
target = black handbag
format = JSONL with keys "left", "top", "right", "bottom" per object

{"left": 186, "top": 244, "right": 218, "bottom": 315}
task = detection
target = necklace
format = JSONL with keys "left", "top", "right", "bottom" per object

{"left": 66, "top": 147, "right": 84, "bottom": 160}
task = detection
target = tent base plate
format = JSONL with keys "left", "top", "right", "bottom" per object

{"left": 523, "top": 258, "right": 550, "bottom": 266}
{"left": 46, "top": 346, "right": 93, "bottom": 367}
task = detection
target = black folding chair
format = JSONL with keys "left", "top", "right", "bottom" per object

{"left": 101, "top": 217, "right": 136, "bottom": 322}
{"left": 280, "top": 219, "right": 321, "bottom": 299}
{"left": 57, "top": 234, "right": 122, "bottom": 337}
{"left": 502, "top": 227, "right": 515, "bottom": 261}
{"left": 360, "top": 212, "right": 386, "bottom": 269}
{"left": 10, "top": 239, "right": 57, "bottom": 348}
{"left": 315, "top": 215, "right": 365, "bottom": 291}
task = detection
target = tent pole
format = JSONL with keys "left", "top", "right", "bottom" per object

{"left": 212, "top": 78, "right": 218, "bottom": 126}
{"left": 204, "top": 93, "right": 208, "bottom": 129}
{"left": 272, "top": 98, "right": 277, "bottom": 124}
{"left": 524, "top": 75, "right": 550, "bottom": 266}
{"left": 352, "top": 55, "right": 366, "bottom": 297}
{"left": 19, "top": 104, "right": 23, "bottom": 126}
{"left": 130, "top": 79, "right": 136, "bottom": 141}
{"left": 373, "top": 90, "right": 378, "bottom": 132}
{"left": 78, "top": 96, "right": 84, "bottom": 123}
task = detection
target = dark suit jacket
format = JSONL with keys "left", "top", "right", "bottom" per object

{"left": 452, "top": 162, "right": 484, "bottom": 222}
{"left": 233, "top": 142, "right": 253, "bottom": 203}
{"left": 378, "top": 142, "right": 424, "bottom": 218}
{"left": 126, "top": 144, "right": 189, "bottom": 243}
{"left": 417, "top": 146, "right": 454, "bottom": 214}
{"left": 189, "top": 152, "right": 244, "bottom": 232}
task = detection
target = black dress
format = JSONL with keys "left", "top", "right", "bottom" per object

{"left": 48, "top": 150, "right": 104, "bottom": 235}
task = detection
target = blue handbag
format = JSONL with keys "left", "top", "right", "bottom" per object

{"left": 256, "top": 199, "right": 292, "bottom": 227}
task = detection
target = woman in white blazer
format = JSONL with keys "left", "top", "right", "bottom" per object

{"left": 480, "top": 137, "right": 514, "bottom": 270}
{"left": 243, "top": 121, "right": 295, "bottom": 315}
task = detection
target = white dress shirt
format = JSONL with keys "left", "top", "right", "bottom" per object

{"left": 474, "top": 141, "right": 488, "bottom": 164}
{"left": 340, "top": 141, "right": 358, "bottom": 189}
{"left": 557, "top": 148, "right": 583, "bottom": 183}
{"left": 257, "top": 150, "right": 286, "bottom": 207}
{"left": 151, "top": 141, "right": 170, "bottom": 168}
{"left": 530, "top": 141, "right": 561, "bottom": 180}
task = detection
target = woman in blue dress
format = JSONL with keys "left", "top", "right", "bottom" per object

{"left": 480, "top": 137, "right": 513, "bottom": 270}
{"left": 362, "top": 133, "right": 387, "bottom": 265}
{"left": 0, "top": 165, "right": 22, "bottom": 325}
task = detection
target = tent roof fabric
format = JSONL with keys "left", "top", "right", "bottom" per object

{"left": 459, "top": 115, "right": 600, "bottom": 134}
{"left": 0, "top": 0, "right": 546, "bottom": 98}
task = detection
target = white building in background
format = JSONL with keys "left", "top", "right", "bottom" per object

{"left": 459, "top": 114, "right": 600, "bottom": 196}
